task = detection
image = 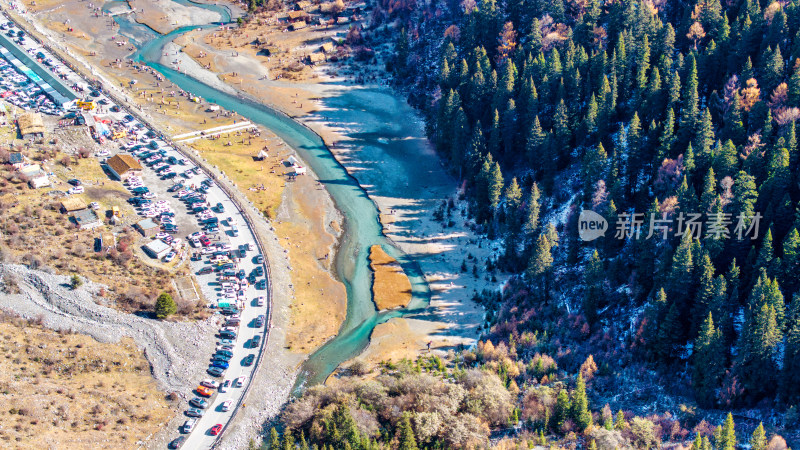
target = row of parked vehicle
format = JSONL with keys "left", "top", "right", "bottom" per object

{"left": 0, "top": 21, "right": 65, "bottom": 115}
{"left": 124, "top": 175, "right": 181, "bottom": 262}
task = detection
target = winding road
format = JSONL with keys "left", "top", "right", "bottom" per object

{"left": 0, "top": 7, "right": 276, "bottom": 448}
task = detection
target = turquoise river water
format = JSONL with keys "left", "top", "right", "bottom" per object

{"left": 106, "top": 0, "right": 431, "bottom": 389}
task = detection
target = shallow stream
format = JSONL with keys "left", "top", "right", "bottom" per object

{"left": 106, "top": 0, "right": 432, "bottom": 388}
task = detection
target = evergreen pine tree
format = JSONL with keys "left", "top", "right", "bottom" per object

{"left": 526, "top": 115, "right": 546, "bottom": 166}
{"left": 553, "top": 389, "right": 571, "bottom": 431}
{"left": 155, "top": 292, "right": 177, "bottom": 319}
{"left": 525, "top": 182, "right": 541, "bottom": 234}
{"left": 657, "top": 301, "right": 682, "bottom": 362}
{"left": 679, "top": 55, "right": 700, "bottom": 145}
{"left": 750, "top": 423, "right": 766, "bottom": 450}
{"left": 270, "top": 427, "right": 280, "bottom": 449}
{"left": 488, "top": 160, "right": 504, "bottom": 211}
{"left": 571, "top": 374, "right": 592, "bottom": 430}
{"left": 584, "top": 250, "right": 603, "bottom": 325}
{"left": 693, "top": 313, "right": 725, "bottom": 406}
{"left": 717, "top": 413, "right": 736, "bottom": 450}
{"left": 658, "top": 108, "right": 676, "bottom": 161}
{"left": 781, "top": 294, "right": 800, "bottom": 404}
{"left": 396, "top": 414, "right": 418, "bottom": 450}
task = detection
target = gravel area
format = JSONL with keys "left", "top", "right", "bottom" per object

{"left": 0, "top": 263, "right": 220, "bottom": 447}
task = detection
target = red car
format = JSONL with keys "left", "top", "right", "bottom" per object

{"left": 200, "top": 237, "right": 211, "bottom": 247}
{"left": 210, "top": 424, "right": 223, "bottom": 436}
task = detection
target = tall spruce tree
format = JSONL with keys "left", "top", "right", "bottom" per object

{"left": 571, "top": 374, "right": 592, "bottom": 430}
{"left": 693, "top": 313, "right": 725, "bottom": 406}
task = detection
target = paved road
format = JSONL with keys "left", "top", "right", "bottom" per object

{"left": 3, "top": 17, "right": 271, "bottom": 449}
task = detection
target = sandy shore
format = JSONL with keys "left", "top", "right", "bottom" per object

{"left": 25, "top": 0, "right": 496, "bottom": 377}
{"left": 369, "top": 245, "right": 412, "bottom": 311}
{"left": 10, "top": 1, "right": 351, "bottom": 446}
{"left": 128, "top": 0, "right": 221, "bottom": 34}
{"left": 161, "top": 11, "right": 499, "bottom": 365}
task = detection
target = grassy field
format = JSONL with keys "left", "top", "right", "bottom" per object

{"left": 189, "top": 133, "right": 287, "bottom": 218}
{"left": 0, "top": 313, "right": 174, "bottom": 448}
{"left": 368, "top": 245, "right": 412, "bottom": 310}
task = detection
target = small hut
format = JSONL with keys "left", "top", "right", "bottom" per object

{"left": 290, "top": 20, "right": 308, "bottom": 31}
{"left": 254, "top": 149, "right": 269, "bottom": 161}
{"left": 18, "top": 112, "right": 44, "bottom": 139}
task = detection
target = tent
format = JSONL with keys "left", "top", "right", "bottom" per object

{"left": 255, "top": 149, "right": 268, "bottom": 160}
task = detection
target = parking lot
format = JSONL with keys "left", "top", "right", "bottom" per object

{"left": 106, "top": 131, "right": 271, "bottom": 449}
{"left": 0, "top": 18, "right": 272, "bottom": 449}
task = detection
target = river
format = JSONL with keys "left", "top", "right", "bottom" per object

{"left": 106, "top": 0, "right": 432, "bottom": 388}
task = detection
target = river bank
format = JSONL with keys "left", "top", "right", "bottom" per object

{"left": 22, "top": 0, "right": 498, "bottom": 424}
{"left": 135, "top": 0, "right": 498, "bottom": 365}
{"left": 161, "top": 7, "right": 499, "bottom": 366}
{"left": 23, "top": 0, "right": 352, "bottom": 354}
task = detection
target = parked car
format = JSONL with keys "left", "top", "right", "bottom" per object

{"left": 197, "top": 267, "right": 213, "bottom": 275}
{"left": 189, "top": 397, "right": 208, "bottom": 409}
{"left": 163, "top": 251, "right": 176, "bottom": 262}
{"left": 181, "top": 419, "right": 196, "bottom": 433}
{"left": 216, "top": 350, "right": 234, "bottom": 358}
{"left": 210, "top": 424, "right": 223, "bottom": 436}
{"left": 169, "top": 436, "right": 186, "bottom": 448}
{"left": 200, "top": 379, "right": 220, "bottom": 389}
{"left": 211, "top": 361, "right": 230, "bottom": 370}
{"left": 221, "top": 399, "right": 232, "bottom": 411}
{"left": 207, "top": 366, "right": 225, "bottom": 377}
{"left": 67, "top": 186, "right": 84, "bottom": 195}
{"left": 196, "top": 386, "right": 213, "bottom": 397}
{"left": 254, "top": 315, "right": 265, "bottom": 328}
{"left": 242, "top": 354, "right": 255, "bottom": 366}
{"left": 255, "top": 296, "right": 265, "bottom": 307}
{"left": 218, "top": 329, "right": 236, "bottom": 340}
{"left": 250, "top": 334, "right": 261, "bottom": 348}
{"left": 213, "top": 353, "right": 232, "bottom": 363}
{"left": 235, "top": 376, "right": 246, "bottom": 387}
{"left": 219, "top": 379, "right": 231, "bottom": 393}
{"left": 185, "top": 407, "right": 204, "bottom": 418}
{"left": 67, "top": 178, "right": 81, "bottom": 186}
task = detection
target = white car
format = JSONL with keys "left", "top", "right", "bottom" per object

{"left": 163, "top": 251, "right": 176, "bottom": 262}
{"left": 97, "top": 149, "right": 110, "bottom": 157}
{"left": 89, "top": 201, "right": 100, "bottom": 210}
{"left": 234, "top": 376, "right": 246, "bottom": 388}
{"left": 200, "top": 378, "right": 220, "bottom": 389}
{"left": 143, "top": 192, "right": 156, "bottom": 199}
{"left": 67, "top": 186, "right": 84, "bottom": 194}
{"left": 221, "top": 399, "right": 232, "bottom": 411}
{"left": 255, "top": 297, "right": 265, "bottom": 307}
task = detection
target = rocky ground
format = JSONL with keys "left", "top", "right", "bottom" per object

{"left": 0, "top": 264, "right": 217, "bottom": 446}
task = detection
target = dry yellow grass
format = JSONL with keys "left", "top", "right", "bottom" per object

{"left": 127, "top": 0, "right": 176, "bottom": 35}
{"left": 368, "top": 245, "right": 411, "bottom": 310}
{"left": 275, "top": 176, "right": 346, "bottom": 353}
{"left": 174, "top": 37, "right": 224, "bottom": 74}
{"left": 188, "top": 132, "right": 285, "bottom": 218}
{"left": 0, "top": 148, "right": 204, "bottom": 319}
{"left": 0, "top": 316, "right": 173, "bottom": 448}
{"left": 23, "top": 5, "right": 349, "bottom": 354}
{"left": 188, "top": 128, "right": 347, "bottom": 353}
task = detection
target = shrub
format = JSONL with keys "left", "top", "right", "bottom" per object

{"left": 70, "top": 274, "right": 82, "bottom": 290}
{"left": 154, "top": 292, "right": 177, "bottom": 319}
